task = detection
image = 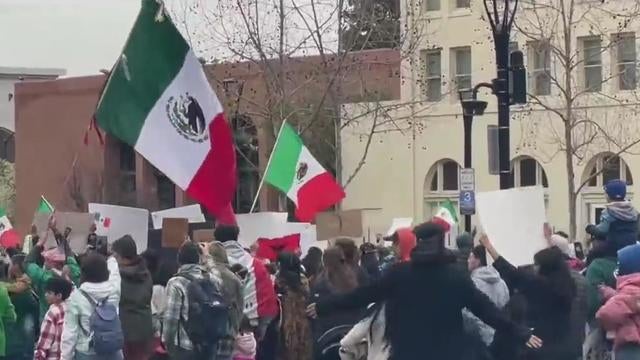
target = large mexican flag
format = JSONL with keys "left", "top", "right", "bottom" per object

{"left": 95, "top": 0, "right": 236, "bottom": 223}
{"left": 264, "top": 123, "right": 345, "bottom": 222}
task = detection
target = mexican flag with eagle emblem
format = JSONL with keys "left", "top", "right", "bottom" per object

{"left": 264, "top": 122, "right": 345, "bottom": 222}
{"left": 95, "top": 0, "right": 236, "bottom": 223}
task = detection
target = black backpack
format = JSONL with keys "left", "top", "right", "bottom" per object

{"left": 178, "top": 272, "right": 231, "bottom": 352}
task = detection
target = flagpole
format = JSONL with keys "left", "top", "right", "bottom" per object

{"left": 249, "top": 121, "right": 288, "bottom": 213}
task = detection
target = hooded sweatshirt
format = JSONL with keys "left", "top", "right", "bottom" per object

{"left": 596, "top": 273, "right": 640, "bottom": 349}
{"left": 60, "top": 280, "right": 120, "bottom": 359}
{"left": 119, "top": 258, "right": 154, "bottom": 343}
{"left": 223, "top": 241, "right": 278, "bottom": 322}
{"left": 25, "top": 245, "right": 81, "bottom": 322}
{"left": 395, "top": 228, "right": 416, "bottom": 262}
{"left": 591, "top": 201, "right": 639, "bottom": 251}
{"left": 462, "top": 266, "right": 510, "bottom": 345}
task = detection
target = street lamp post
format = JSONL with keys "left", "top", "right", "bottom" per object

{"left": 482, "top": 0, "right": 520, "bottom": 189}
{"left": 459, "top": 89, "right": 488, "bottom": 232}
{"left": 457, "top": 0, "right": 527, "bottom": 232}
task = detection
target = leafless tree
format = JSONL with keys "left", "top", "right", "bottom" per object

{"left": 169, "top": 0, "right": 436, "bottom": 210}
{"left": 512, "top": 0, "right": 640, "bottom": 238}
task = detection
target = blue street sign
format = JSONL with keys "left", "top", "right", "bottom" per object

{"left": 459, "top": 190, "right": 476, "bottom": 215}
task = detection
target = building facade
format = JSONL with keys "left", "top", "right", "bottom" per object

{"left": 0, "top": 67, "right": 65, "bottom": 162}
{"left": 13, "top": 50, "right": 400, "bottom": 234}
{"left": 340, "top": 0, "right": 640, "bottom": 238}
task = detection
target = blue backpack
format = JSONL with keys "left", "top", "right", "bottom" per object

{"left": 79, "top": 290, "right": 124, "bottom": 355}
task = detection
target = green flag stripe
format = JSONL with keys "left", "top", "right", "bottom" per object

{"left": 95, "top": 0, "right": 189, "bottom": 146}
{"left": 264, "top": 123, "right": 303, "bottom": 192}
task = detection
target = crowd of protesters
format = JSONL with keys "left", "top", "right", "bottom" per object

{"left": 0, "top": 178, "right": 636, "bottom": 359}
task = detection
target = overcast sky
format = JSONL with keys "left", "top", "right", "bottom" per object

{"left": 0, "top": 0, "right": 338, "bottom": 77}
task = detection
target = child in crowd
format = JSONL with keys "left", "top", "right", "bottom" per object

{"left": 34, "top": 277, "right": 72, "bottom": 360}
{"left": 597, "top": 243, "right": 640, "bottom": 360}
{"left": 233, "top": 317, "right": 257, "bottom": 360}
{"left": 586, "top": 179, "right": 639, "bottom": 252}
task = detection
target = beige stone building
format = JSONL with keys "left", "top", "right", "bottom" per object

{"left": 341, "top": 0, "right": 640, "bottom": 239}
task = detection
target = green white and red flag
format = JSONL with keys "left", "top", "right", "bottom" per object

{"left": 95, "top": 0, "right": 236, "bottom": 223}
{"left": 264, "top": 123, "right": 345, "bottom": 222}
{"left": 432, "top": 199, "right": 459, "bottom": 232}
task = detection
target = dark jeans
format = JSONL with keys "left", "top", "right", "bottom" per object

{"left": 256, "top": 317, "right": 278, "bottom": 360}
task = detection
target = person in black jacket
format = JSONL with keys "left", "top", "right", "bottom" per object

{"left": 307, "top": 222, "right": 541, "bottom": 360}
{"left": 479, "top": 233, "right": 577, "bottom": 360}
{"left": 112, "top": 235, "right": 154, "bottom": 360}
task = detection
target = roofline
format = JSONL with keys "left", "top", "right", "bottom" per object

{"left": 0, "top": 66, "right": 66, "bottom": 78}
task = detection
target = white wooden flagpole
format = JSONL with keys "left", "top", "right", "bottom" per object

{"left": 249, "top": 120, "right": 288, "bottom": 213}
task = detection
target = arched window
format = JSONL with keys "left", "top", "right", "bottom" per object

{"left": 583, "top": 153, "right": 633, "bottom": 188}
{"left": 427, "top": 159, "right": 461, "bottom": 192}
{"left": 508, "top": 156, "right": 549, "bottom": 188}
{"left": 0, "top": 128, "right": 15, "bottom": 163}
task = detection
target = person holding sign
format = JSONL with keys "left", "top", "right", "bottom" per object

{"left": 479, "top": 233, "right": 577, "bottom": 360}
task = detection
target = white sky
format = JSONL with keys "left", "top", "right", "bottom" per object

{"left": 0, "top": 0, "right": 338, "bottom": 77}
{"left": 0, "top": 0, "right": 140, "bottom": 76}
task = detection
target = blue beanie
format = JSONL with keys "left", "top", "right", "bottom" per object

{"left": 617, "top": 243, "right": 640, "bottom": 276}
{"left": 605, "top": 179, "right": 627, "bottom": 201}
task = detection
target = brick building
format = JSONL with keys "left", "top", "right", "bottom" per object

{"left": 14, "top": 49, "right": 400, "bottom": 234}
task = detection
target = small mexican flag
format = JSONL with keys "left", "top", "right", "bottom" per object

{"left": 0, "top": 209, "right": 19, "bottom": 249}
{"left": 95, "top": 0, "right": 236, "bottom": 223}
{"left": 0, "top": 208, "right": 12, "bottom": 235}
{"left": 433, "top": 199, "right": 458, "bottom": 232}
{"left": 264, "top": 123, "right": 345, "bottom": 222}
{"left": 36, "top": 196, "right": 54, "bottom": 214}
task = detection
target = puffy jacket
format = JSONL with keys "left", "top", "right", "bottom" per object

{"left": 462, "top": 266, "right": 510, "bottom": 345}
{"left": 588, "top": 202, "right": 639, "bottom": 252}
{"left": 597, "top": 273, "right": 640, "bottom": 349}
{"left": 60, "top": 276, "right": 120, "bottom": 359}
{"left": 340, "top": 304, "right": 389, "bottom": 360}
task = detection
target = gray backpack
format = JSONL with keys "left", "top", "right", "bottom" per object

{"left": 79, "top": 290, "right": 124, "bottom": 355}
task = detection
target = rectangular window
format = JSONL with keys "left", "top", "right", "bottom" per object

{"left": 529, "top": 41, "right": 551, "bottom": 95}
{"left": 423, "top": 50, "right": 442, "bottom": 101}
{"left": 456, "top": 0, "right": 470, "bottom": 8}
{"left": 617, "top": 34, "right": 637, "bottom": 90}
{"left": 425, "top": 0, "right": 440, "bottom": 11}
{"left": 118, "top": 142, "right": 137, "bottom": 206}
{"left": 452, "top": 47, "right": 472, "bottom": 98}
{"left": 509, "top": 42, "right": 519, "bottom": 95}
{"left": 583, "top": 38, "right": 602, "bottom": 92}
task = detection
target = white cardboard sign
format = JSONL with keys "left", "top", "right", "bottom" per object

{"left": 151, "top": 205, "right": 205, "bottom": 230}
{"left": 88, "top": 203, "right": 149, "bottom": 253}
{"left": 476, "top": 186, "right": 547, "bottom": 266}
{"left": 235, "top": 212, "right": 289, "bottom": 247}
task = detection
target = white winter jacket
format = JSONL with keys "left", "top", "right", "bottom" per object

{"left": 60, "top": 257, "right": 120, "bottom": 360}
{"left": 339, "top": 305, "right": 390, "bottom": 360}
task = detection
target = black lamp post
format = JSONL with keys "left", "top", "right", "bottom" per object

{"left": 457, "top": 4, "right": 528, "bottom": 231}
{"left": 459, "top": 88, "right": 488, "bottom": 232}
{"left": 457, "top": 0, "right": 528, "bottom": 232}
{"left": 481, "top": 0, "right": 526, "bottom": 189}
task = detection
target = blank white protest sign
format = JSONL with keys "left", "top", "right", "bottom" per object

{"left": 476, "top": 186, "right": 547, "bottom": 267}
